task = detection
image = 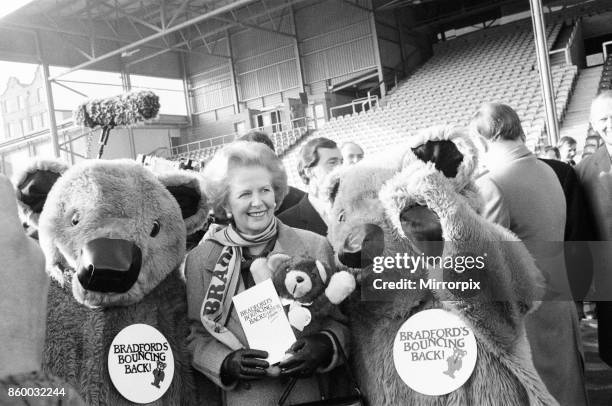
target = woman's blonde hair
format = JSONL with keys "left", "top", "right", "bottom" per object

{"left": 202, "top": 141, "right": 288, "bottom": 210}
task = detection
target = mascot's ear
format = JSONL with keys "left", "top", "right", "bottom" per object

{"left": 401, "top": 126, "right": 478, "bottom": 191}
{"left": 12, "top": 159, "right": 69, "bottom": 229}
{"left": 268, "top": 253, "right": 292, "bottom": 273}
{"left": 315, "top": 260, "right": 327, "bottom": 283}
{"left": 157, "top": 171, "right": 209, "bottom": 235}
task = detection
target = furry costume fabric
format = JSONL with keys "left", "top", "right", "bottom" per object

{"left": 15, "top": 159, "right": 219, "bottom": 406}
{"left": 323, "top": 127, "right": 557, "bottom": 405}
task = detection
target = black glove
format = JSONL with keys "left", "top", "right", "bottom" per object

{"left": 278, "top": 333, "right": 334, "bottom": 378}
{"left": 220, "top": 349, "right": 269, "bottom": 385}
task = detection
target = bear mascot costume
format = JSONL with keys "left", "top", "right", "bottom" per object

{"left": 13, "top": 158, "right": 220, "bottom": 406}
{"left": 323, "top": 126, "right": 558, "bottom": 405}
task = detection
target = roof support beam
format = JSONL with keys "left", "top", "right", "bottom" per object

{"left": 214, "top": 15, "right": 295, "bottom": 38}
{"left": 49, "top": 0, "right": 256, "bottom": 81}
{"left": 35, "top": 30, "right": 60, "bottom": 158}
{"left": 182, "top": 0, "right": 310, "bottom": 49}
{"left": 3, "top": 20, "right": 209, "bottom": 60}
{"left": 529, "top": 0, "right": 559, "bottom": 144}
{"left": 167, "top": 0, "right": 192, "bottom": 27}
{"left": 98, "top": 1, "right": 163, "bottom": 33}
{"left": 160, "top": 0, "right": 166, "bottom": 29}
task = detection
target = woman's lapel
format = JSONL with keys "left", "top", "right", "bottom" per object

{"left": 271, "top": 220, "right": 307, "bottom": 257}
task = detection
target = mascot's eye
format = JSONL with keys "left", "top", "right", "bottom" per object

{"left": 150, "top": 220, "right": 161, "bottom": 237}
{"left": 71, "top": 213, "right": 80, "bottom": 226}
{"left": 337, "top": 210, "right": 346, "bottom": 222}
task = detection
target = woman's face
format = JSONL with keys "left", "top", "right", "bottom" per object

{"left": 226, "top": 166, "right": 276, "bottom": 235}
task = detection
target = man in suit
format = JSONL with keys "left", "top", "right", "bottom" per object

{"left": 278, "top": 137, "right": 342, "bottom": 236}
{"left": 340, "top": 141, "right": 364, "bottom": 165}
{"left": 472, "top": 103, "right": 588, "bottom": 406}
{"left": 540, "top": 158, "right": 596, "bottom": 317}
{"left": 558, "top": 136, "right": 578, "bottom": 166}
{"left": 575, "top": 90, "right": 612, "bottom": 367}
{"left": 238, "top": 131, "right": 306, "bottom": 215}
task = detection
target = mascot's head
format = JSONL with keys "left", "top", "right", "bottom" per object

{"left": 323, "top": 126, "right": 481, "bottom": 305}
{"left": 15, "top": 159, "right": 208, "bottom": 308}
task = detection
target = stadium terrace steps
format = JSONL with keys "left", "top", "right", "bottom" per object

{"left": 559, "top": 65, "right": 605, "bottom": 153}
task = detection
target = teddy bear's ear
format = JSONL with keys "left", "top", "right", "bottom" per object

{"left": 315, "top": 260, "right": 327, "bottom": 283}
{"left": 12, "top": 159, "right": 69, "bottom": 229}
{"left": 268, "top": 253, "right": 292, "bottom": 273}
{"left": 157, "top": 171, "right": 209, "bottom": 235}
{"left": 250, "top": 258, "right": 272, "bottom": 284}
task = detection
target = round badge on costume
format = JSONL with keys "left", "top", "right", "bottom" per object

{"left": 108, "top": 324, "right": 174, "bottom": 404}
{"left": 393, "top": 308, "right": 477, "bottom": 396}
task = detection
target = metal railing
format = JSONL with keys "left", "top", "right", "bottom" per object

{"left": 603, "top": 40, "right": 612, "bottom": 62}
{"left": 548, "top": 19, "right": 580, "bottom": 66}
{"left": 329, "top": 94, "right": 379, "bottom": 119}
{"left": 170, "top": 116, "right": 310, "bottom": 158}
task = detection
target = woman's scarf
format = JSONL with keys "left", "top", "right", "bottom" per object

{"left": 200, "top": 217, "right": 278, "bottom": 350}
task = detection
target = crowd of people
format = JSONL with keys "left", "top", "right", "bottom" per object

{"left": 3, "top": 91, "right": 612, "bottom": 406}
{"left": 185, "top": 91, "right": 612, "bottom": 405}
{"left": 187, "top": 92, "right": 612, "bottom": 405}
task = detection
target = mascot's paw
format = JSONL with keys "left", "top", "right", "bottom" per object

{"left": 325, "top": 271, "right": 356, "bottom": 304}
{"left": 408, "top": 162, "right": 452, "bottom": 203}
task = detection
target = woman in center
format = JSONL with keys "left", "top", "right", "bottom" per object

{"left": 185, "top": 141, "right": 349, "bottom": 405}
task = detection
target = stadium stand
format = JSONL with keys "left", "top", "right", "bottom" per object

{"left": 599, "top": 55, "right": 612, "bottom": 91}
{"left": 169, "top": 19, "right": 580, "bottom": 185}
{"left": 171, "top": 125, "right": 308, "bottom": 163}
{"left": 281, "top": 19, "right": 579, "bottom": 186}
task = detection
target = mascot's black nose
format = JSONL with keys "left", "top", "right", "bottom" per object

{"left": 77, "top": 238, "right": 142, "bottom": 293}
{"left": 338, "top": 224, "right": 385, "bottom": 268}
{"left": 296, "top": 276, "right": 304, "bottom": 283}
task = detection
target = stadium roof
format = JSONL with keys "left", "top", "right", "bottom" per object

{"left": 2, "top": 0, "right": 611, "bottom": 78}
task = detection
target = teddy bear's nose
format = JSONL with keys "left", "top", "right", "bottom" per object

{"left": 296, "top": 276, "right": 304, "bottom": 283}
{"left": 77, "top": 238, "right": 142, "bottom": 293}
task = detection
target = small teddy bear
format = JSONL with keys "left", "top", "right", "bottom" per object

{"left": 250, "top": 254, "right": 355, "bottom": 333}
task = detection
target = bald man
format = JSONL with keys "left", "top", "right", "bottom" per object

{"left": 576, "top": 90, "right": 612, "bottom": 367}
{"left": 340, "top": 142, "right": 364, "bottom": 165}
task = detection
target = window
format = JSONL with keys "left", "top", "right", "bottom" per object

{"left": 32, "top": 114, "right": 42, "bottom": 130}
{"left": 271, "top": 110, "right": 282, "bottom": 133}
{"left": 6, "top": 98, "right": 17, "bottom": 113}
{"left": 37, "top": 87, "right": 44, "bottom": 103}
{"left": 21, "top": 118, "right": 30, "bottom": 134}
{"left": 17, "top": 95, "right": 26, "bottom": 109}
{"left": 314, "top": 103, "right": 326, "bottom": 129}
{"left": 9, "top": 122, "right": 21, "bottom": 138}
{"left": 41, "top": 113, "right": 48, "bottom": 128}
{"left": 256, "top": 114, "right": 264, "bottom": 128}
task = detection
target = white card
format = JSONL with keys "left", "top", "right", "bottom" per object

{"left": 233, "top": 279, "right": 296, "bottom": 364}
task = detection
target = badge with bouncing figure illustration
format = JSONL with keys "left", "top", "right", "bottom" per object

{"left": 393, "top": 309, "right": 477, "bottom": 396}
{"left": 108, "top": 324, "right": 174, "bottom": 404}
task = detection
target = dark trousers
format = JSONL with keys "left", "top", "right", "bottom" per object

{"left": 597, "top": 301, "right": 612, "bottom": 367}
